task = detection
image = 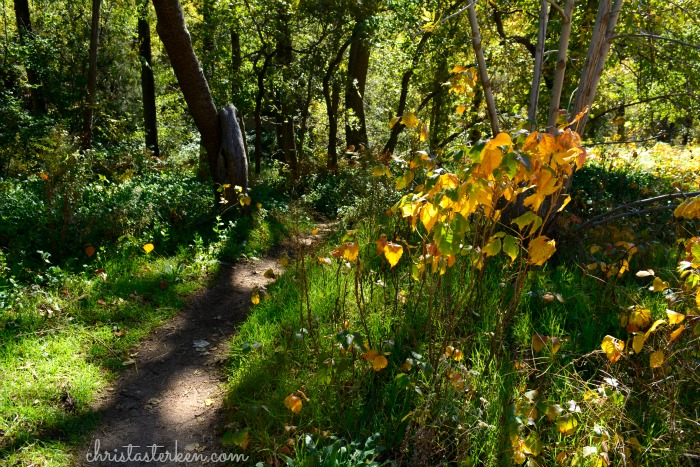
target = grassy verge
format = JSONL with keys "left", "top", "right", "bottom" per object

{"left": 0, "top": 165, "right": 290, "bottom": 465}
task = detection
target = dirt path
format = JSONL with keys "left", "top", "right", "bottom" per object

{"left": 79, "top": 256, "right": 281, "bottom": 466}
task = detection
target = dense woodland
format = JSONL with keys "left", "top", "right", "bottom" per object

{"left": 1, "top": 0, "right": 700, "bottom": 465}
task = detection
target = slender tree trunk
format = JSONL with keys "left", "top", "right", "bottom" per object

{"left": 297, "top": 75, "right": 314, "bottom": 159}
{"left": 527, "top": 0, "right": 549, "bottom": 131}
{"left": 383, "top": 32, "right": 432, "bottom": 155}
{"left": 152, "top": 0, "right": 220, "bottom": 178}
{"left": 138, "top": 0, "right": 159, "bottom": 157}
{"left": 13, "top": 0, "right": 45, "bottom": 113}
{"left": 254, "top": 53, "right": 273, "bottom": 175}
{"left": 345, "top": 19, "right": 370, "bottom": 151}
{"left": 81, "top": 0, "right": 102, "bottom": 150}
{"left": 323, "top": 39, "right": 351, "bottom": 171}
{"left": 467, "top": 2, "right": 500, "bottom": 136}
{"left": 547, "top": 0, "right": 575, "bottom": 130}
{"left": 230, "top": 28, "right": 241, "bottom": 102}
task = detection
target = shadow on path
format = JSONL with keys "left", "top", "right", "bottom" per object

{"left": 79, "top": 257, "right": 279, "bottom": 466}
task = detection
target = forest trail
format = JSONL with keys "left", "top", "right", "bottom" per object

{"left": 78, "top": 255, "right": 281, "bottom": 466}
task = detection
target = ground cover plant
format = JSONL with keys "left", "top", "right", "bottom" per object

{"left": 221, "top": 126, "right": 700, "bottom": 466}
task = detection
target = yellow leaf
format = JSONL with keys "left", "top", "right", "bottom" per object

{"left": 557, "top": 413, "right": 579, "bottom": 435}
{"left": 384, "top": 242, "right": 404, "bottom": 268}
{"left": 376, "top": 234, "right": 388, "bottom": 256}
{"left": 669, "top": 325, "right": 685, "bottom": 343}
{"left": 389, "top": 116, "right": 401, "bottom": 129}
{"left": 650, "top": 276, "right": 669, "bottom": 292}
{"left": 251, "top": 291, "right": 260, "bottom": 305}
{"left": 343, "top": 242, "right": 359, "bottom": 262}
{"left": 490, "top": 132, "right": 513, "bottom": 147}
{"left": 528, "top": 236, "right": 556, "bottom": 266}
{"left": 632, "top": 334, "right": 644, "bottom": 354}
{"left": 649, "top": 350, "right": 664, "bottom": 368}
{"left": 284, "top": 394, "right": 302, "bottom": 414}
{"left": 420, "top": 202, "right": 439, "bottom": 233}
{"left": 456, "top": 104, "right": 467, "bottom": 115}
{"left": 312, "top": 228, "right": 319, "bottom": 235}
{"left": 601, "top": 335, "right": 624, "bottom": 363}
{"left": 401, "top": 112, "right": 419, "bottom": 129}
{"left": 532, "top": 333, "right": 547, "bottom": 353}
{"left": 143, "top": 243, "right": 154, "bottom": 254}
{"left": 644, "top": 319, "right": 667, "bottom": 340}
{"left": 451, "top": 65, "right": 468, "bottom": 73}
{"left": 363, "top": 349, "right": 379, "bottom": 362}
{"left": 550, "top": 336, "right": 561, "bottom": 355}
{"left": 666, "top": 310, "right": 685, "bottom": 325}
{"left": 556, "top": 194, "right": 571, "bottom": 212}
{"left": 452, "top": 349, "right": 464, "bottom": 361}
{"left": 626, "top": 307, "right": 651, "bottom": 333}
{"left": 420, "top": 123, "right": 428, "bottom": 142}
{"left": 279, "top": 257, "right": 290, "bottom": 267}
{"left": 445, "top": 345, "right": 455, "bottom": 357}
{"left": 372, "top": 355, "right": 389, "bottom": 371}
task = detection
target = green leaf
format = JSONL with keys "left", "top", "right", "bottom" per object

{"left": 511, "top": 211, "right": 542, "bottom": 236}
{"left": 483, "top": 238, "right": 501, "bottom": 257}
{"left": 503, "top": 235, "right": 519, "bottom": 262}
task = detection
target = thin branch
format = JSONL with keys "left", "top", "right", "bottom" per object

{"left": 574, "top": 191, "right": 700, "bottom": 232}
{"left": 583, "top": 136, "right": 660, "bottom": 146}
{"left": 614, "top": 33, "right": 700, "bottom": 51}
{"left": 588, "top": 93, "right": 690, "bottom": 125}
{"left": 575, "top": 205, "right": 678, "bottom": 231}
{"left": 545, "top": 0, "right": 567, "bottom": 19}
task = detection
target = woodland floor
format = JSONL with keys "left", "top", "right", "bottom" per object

{"left": 77, "top": 255, "right": 280, "bottom": 466}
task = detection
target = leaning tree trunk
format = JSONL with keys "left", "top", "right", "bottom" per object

{"left": 526, "top": 0, "right": 549, "bottom": 131}
{"left": 13, "top": 0, "right": 46, "bottom": 114}
{"left": 152, "top": 0, "right": 247, "bottom": 202}
{"left": 572, "top": 0, "right": 624, "bottom": 135}
{"left": 467, "top": 2, "right": 500, "bottom": 137}
{"left": 345, "top": 19, "right": 370, "bottom": 151}
{"left": 253, "top": 53, "right": 273, "bottom": 175}
{"left": 152, "top": 0, "right": 220, "bottom": 176}
{"left": 138, "top": 0, "right": 159, "bottom": 157}
{"left": 81, "top": 0, "right": 102, "bottom": 150}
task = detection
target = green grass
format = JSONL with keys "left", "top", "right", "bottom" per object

{"left": 0, "top": 163, "right": 293, "bottom": 465}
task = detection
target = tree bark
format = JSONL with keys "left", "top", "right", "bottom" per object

{"left": 152, "top": 0, "right": 220, "bottom": 179}
{"left": 217, "top": 104, "right": 248, "bottom": 197}
{"left": 383, "top": 32, "right": 432, "bottom": 155}
{"left": 527, "top": 0, "right": 549, "bottom": 131}
{"left": 138, "top": 0, "right": 159, "bottom": 157}
{"left": 467, "top": 2, "right": 500, "bottom": 137}
{"left": 547, "top": 0, "right": 575, "bottom": 130}
{"left": 572, "top": 0, "right": 624, "bottom": 135}
{"left": 81, "top": 0, "right": 102, "bottom": 150}
{"left": 345, "top": 19, "right": 370, "bottom": 151}
{"left": 323, "top": 39, "right": 351, "bottom": 171}
{"left": 13, "top": 0, "right": 46, "bottom": 113}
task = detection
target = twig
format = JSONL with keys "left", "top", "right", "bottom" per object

{"left": 573, "top": 191, "right": 700, "bottom": 232}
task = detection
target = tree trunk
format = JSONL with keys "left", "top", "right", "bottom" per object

{"left": 13, "top": 0, "right": 46, "bottom": 113}
{"left": 547, "top": 0, "right": 575, "bottom": 130}
{"left": 201, "top": 0, "right": 215, "bottom": 83}
{"left": 572, "top": 0, "right": 624, "bottom": 135}
{"left": 217, "top": 104, "right": 248, "bottom": 195}
{"left": 527, "top": 0, "right": 549, "bottom": 131}
{"left": 323, "top": 39, "right": 351, "bottom": 171}
{"left": 254, "top": 53, "right": 273, "bottom": 175}
{"left": 138, "top": 0, "right": 159, "bottom": 157}
{"left": 230, "top": 28, "right": 241, "bottom": 102}
{"left": 152, "top": 0, "right": 220, "bottom": 179}
{"left": 81, "top": 0, "right": 102, "bottom": 150}
{"left": 383, "top": 32, "right": 432, "bottom": 155}
{"left": 467, "top": 2, "right": 500, "bottom": 137}
{"left": 345, "top": 19, "right": 370, "bottom": 151}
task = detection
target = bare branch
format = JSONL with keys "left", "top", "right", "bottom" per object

{"left": 613, "top": 33, "right": 700, "bottom": 51}
{"left": 545, "top": 0, "right": 567, "bottom": 20}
